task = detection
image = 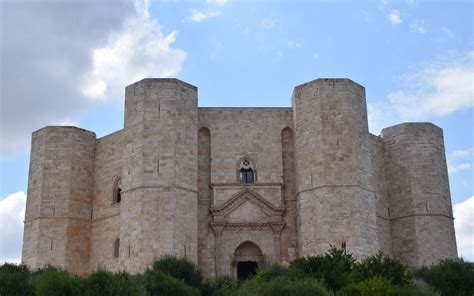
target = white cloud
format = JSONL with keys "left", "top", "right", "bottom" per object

{"left": 454, "top": 196, "right": 474, "bottom": 261}
{"left": 389, "top": 54, "right": 474, "bottom": 120}
{"left": 187, "top": 9, "right": 220, "bottom": 23}
{"left": 1, "top": 0, "right": 186, "bottom": 157}
{"left": 82, "top": 1, "right": 186, "bottom": 101}
{"left": 387, "top": 9, "right": 402, "bottom": 24}
{"left": 0, "top": 192, "right": 26, "bottom": 264}
{"left": 447, "top": 148, "right": 473, "bottom": 174}
{"left": 410, "top": 20, "right": 425, "bottom": 33}
{"left": 206, "top": 0, "right": 228, "bottom": 6}
{"left": 287, "top": 40, "right": 302, "bottom": 49}
{"left": 368, "top": 51, "right": 474, "bottom": 134}
{"left": 450, "top": 148, "right": 474, "bottom": 159}
{"left": 449, "top": 162, "right": 472, "bottom": 174}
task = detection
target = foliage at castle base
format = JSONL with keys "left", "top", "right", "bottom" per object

{"left": 1, "top": 246, "right": 472, "bottom": 296}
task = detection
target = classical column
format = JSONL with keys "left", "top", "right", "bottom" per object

{"left": 211, "top": 223, "right": 225, "bottom": 276}
{"left": 271, "top": 223, "right": 285, "bottom": 262}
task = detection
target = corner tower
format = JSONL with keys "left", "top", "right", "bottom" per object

{"left": 292, "top": 79, "right": 378, "bottom": 259}
{"left": 119, "top": 78, "right": 198, "bottom": 272}
{"left": 22, "top": 126, "right": 96, "bottom": 274}
{"left": 382, "top": 123, "right": 457, "bottom": 267}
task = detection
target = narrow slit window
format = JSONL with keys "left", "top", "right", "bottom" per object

{"left": 113, "top": 177, "right": 122, "bottom": 203}
{"left": 114, "top": 238, "right": 120, "bottom": 258}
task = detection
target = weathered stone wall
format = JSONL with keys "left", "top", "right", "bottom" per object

{"left": 119, "top": 79, "right": 198, "bottom": 272}
{"left": 368, "top": 134, "right": 392, "bottom": 256}
{"left": 292, "top": 79, "right": 379, "bottom": 260}
{"left": 198, "top": 108, "right": 294, "bottom": 276}
{"left": 197, "top": 127, "right": 215, "bottom": 277}
{"left": 22, "top": 77, "right": 458, "bottom": 275}
{"left": 198, "top": 108, "right": 293, "bottom": 185}
{"left": 89, "top": 130, "right": 124, "bottom": 272}
{"left": 382, "top": 123, "right": 457, "bottom": 267}
{"left": 281, "top": 127, "right": 298, "bottom": 262}
{"left": 22, "top": 126, "right": 96, "bottom": 274}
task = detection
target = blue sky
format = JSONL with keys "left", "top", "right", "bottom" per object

{"left": 0, "top": 0, "right": 472, "bottom": 262}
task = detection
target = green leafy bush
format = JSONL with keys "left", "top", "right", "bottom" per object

{"left": 239, "top": 276, "right": 333, "bottom": 296}
{"left": 143, "top": 267, "right": 200, "bottom": 296}
{"left": 84, "top": 268, "right": 146, "bottom": 296}
{"left": 393, "top": 279, "right": 440, "bottom": 296}
{"left": 254, "top": 263, "right": 305, "bottom": 282}
{"left": 202, "top": 275, "right": 240, "bottom": 296}
{"left": 151, "top": 255, "right": 203, "bottom": 289}
{"left": 414, "top": 258, "right": 474, "bottom": 296}
{"left": 354, "top": 252, "right": 412, "bottom": 286}
{"left": 289, "top": 242, "right": 356, "bottom": 291}
{"left": 354, "top": 276, "right": 395, "bottom": 296}
{"left": 33, "top": 265, "right": 85, "bottom": 296}
{"left": 0, "top": 263, "right": 34, "bottom": 296}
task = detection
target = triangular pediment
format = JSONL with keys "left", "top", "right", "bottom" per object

{"left": 210, "top": 189, "right": 284, "bottom": 219}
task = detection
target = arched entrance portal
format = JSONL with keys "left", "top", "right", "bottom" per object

{"left": 233, "top": 241, "right": 263, "bottom": 279}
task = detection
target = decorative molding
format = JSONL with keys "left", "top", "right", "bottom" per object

{"left": 210, "top": 188, "right": 284, "bottom": 218}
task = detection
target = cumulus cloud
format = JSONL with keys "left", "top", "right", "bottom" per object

{"left": 388, "top": 53, "right": 474, "bottom": 121}
{"left": 387, "top": 9, "right": 402, "bottom": 24}
{"left": 187, "top": 9, "right": 220, "bottom": 23}
{"left": 447, "top": 148, "right": 473, "bottom": 175}
{"left": 0, "top": 192, "right": 26, "bottom": 264}
{"left": 368, "top": 51, "right": 474, "bottom": 134}
{"left": 82, "top": 0, "right": 186, "bottom": 101}
{"left": 0, "top": 0, "right": 186, "bottom": 157}
{"left": 454, "top": 196, "right": 474, "bottom": 261}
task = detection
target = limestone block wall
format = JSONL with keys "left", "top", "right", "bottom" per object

{"left": 198, "top": 108, "right": 293, "bottom": 185}
{"left": 197, "top": 107, "right": 296, "bottom": 274}
{"left": 89, "top": 130, "right": 124, "bottom": 272}
{"left": 119, "top": 78, "right": 198, "bottom": 272}
{"left": 22, "top": 126, "right": 96, "bottom": 274}
{"left": 369, "top": 134, "right": 392, "bottom": 256}
{"left": 292, "top": 79, "right": 378, "bottom": 259}
{"left": 382, "top": 123, "right": 457, "bottom": 267}
{"left": 22, "top": 77, "right": 459, "bottom": 275}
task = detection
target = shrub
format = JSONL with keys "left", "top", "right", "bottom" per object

{"left": 254, "top": 263, "right": 304, "bottom": 282}
{"left": 354, "top": 252, "right": 412, "bottom": 286}
{"left": 414, "top": 258, "right": 474, "bottom": 296}
{"left": 393, "top": 279, "right": 440, "bottom": 296}
{"left": 0, "top": 263, "right": 34, "bottom": 296}
{"left": 84, "top": 269, "right": 146, "bottom": 296}
{"left": 33, "top": 265, "right": 85, "bottom": 296}
{"left": 143, "top": 268, "right": 200, "bottom": 296}
{"left": 341, "top": 276, "right": 394, "bottom": 296}
{"left": 202, "top": 275, "right": 240, "bottom": 296}
{"left": 356, "top": 276, "right": 395, "bottom": 296}
{"left": 289, "top": 242, "right": 356, "bottom": 291}
{"left": 151, "top": 255, "right": 203, "bottom": 289}
{"left": 239, "top": 276, "right": 333, "bottom": 296}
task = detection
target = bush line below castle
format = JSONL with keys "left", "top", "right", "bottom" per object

{"left": 1, "top": 245, "right": 472, "bottom": 296}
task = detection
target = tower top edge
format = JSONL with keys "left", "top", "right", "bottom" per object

{"left": 125, "top": 78, "right": 198, "bottom": 91}
{"left": 293, "top": 78, "right": 364, "bottom": 90}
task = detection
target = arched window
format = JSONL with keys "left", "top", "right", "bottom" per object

{"left": 113, "top": 177, "right": 122, "bottom": 203}
{"left": 114, "top": 238, "right": 120, "bottom": 258}
{"left": 239, "top": 159, "right": 255, "bottom": 184}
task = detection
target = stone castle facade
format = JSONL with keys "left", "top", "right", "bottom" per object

{"left": 22, "top": 78, "right": 457, "bottom": 277}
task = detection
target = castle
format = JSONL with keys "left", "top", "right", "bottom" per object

{"left": 22, "top": 78, "right": 457, "bottom": 277}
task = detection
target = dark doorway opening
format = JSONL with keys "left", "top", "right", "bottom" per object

{"left": 237, "top": 261, "right": 258, "bottom": 280}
